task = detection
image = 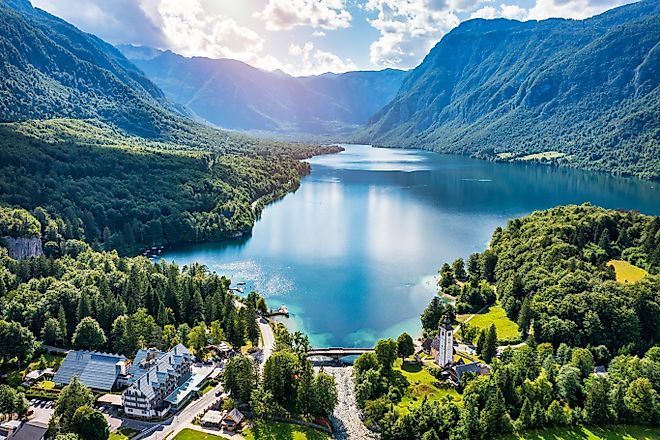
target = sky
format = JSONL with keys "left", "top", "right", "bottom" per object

{"left": 31, "top": 0, "right": 637, "bottom": 76}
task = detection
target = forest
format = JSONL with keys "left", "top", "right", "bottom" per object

{"left": 0, "top": 206, "right": 269, "bottom": 359}
{"left": 0, "top": 119, "right": 340, "bottom": 255}
{"left": 352, "top": 205, "right": 660, "bottom": 439}
{"left": 432, "top": 204, "right": 660, "bottom": 353}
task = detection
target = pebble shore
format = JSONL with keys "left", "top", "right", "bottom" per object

{"left": 315, "top": 365, "right": 380, "bottom": 440}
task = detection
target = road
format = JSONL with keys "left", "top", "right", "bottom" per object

{"left": 138, "top": 382, "right": 224, "bottom": 440}
{"left": 258, "top": 317, "right": 275, "bottom": 367}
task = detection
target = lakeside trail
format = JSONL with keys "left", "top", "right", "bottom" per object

{"left": 314, "top": 366, "right": 380, "bottom": 440}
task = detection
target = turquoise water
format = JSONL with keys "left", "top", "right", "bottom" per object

{"left": 161, "top": 145, "right": 660, "bottom": 347}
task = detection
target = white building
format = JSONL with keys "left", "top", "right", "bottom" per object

{"left": 431, "top": 314, "right": 454, "bottom": 367}
{"left": 122, "top": 344, "right": 193, "bottom": 419}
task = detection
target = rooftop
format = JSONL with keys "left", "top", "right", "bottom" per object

{"left": 53, "top": 351, "right": 126, "bottom": 391}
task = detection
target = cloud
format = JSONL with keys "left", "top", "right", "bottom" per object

{"left": 143, "top": 0, "right": 264, "bottom": 63}
{"left": 365, "top": 0, "right": 460, "bottom": 68}
{"left": 500, "top": 4, "right": 528, "bottom": 19}
{"left": 470, "top": 3, "right": 528, "bottom": 19}
{"left": 32, "top": 0, "right": 165, "bottom": 47}
{"left": 255, "top": 0, "right": 352, "bottom": 31}
{"left": 288, "top": 42, "right": 357, "bottom": 75}
{"left": 470, "top": 5, "right": 498, "bottom": 19}
{"left": 527, "top": 0, "right": 636, "bottom": 20}
{"left": 313, "top": 30, "right": 327, "bottom": 37}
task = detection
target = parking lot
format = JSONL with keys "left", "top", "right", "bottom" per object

{"left": 27, "top": 398, "right": 54, "bottom": 424}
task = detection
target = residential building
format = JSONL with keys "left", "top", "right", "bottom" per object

{"left": 122, "top": 344, "right": 193, "bottom": 419}
{"left": 222, "top": 408, "right": 244, "bottom": 431}
{"left": 53, "top": 351, "right": 127, "bottom": 391}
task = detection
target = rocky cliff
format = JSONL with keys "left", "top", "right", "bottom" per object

{"left": 3, "top": 236, "right": 43, "bottom": 259}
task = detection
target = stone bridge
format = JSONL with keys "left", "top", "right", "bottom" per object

{"left": 306, "top": 347, "right": 374, "bottom": 361}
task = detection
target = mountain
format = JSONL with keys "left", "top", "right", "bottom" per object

{"left": 0, "top": 0, "right": 180, "bottom": 137}
{"left": 360, "top": 1, "right": 660, "bottom": 179}
{"left": 118, "top": 45, "right": 407, "bottom": 135}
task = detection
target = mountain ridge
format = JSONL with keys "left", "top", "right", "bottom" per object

{"left": 118, "top": 45, "right": 408, "bottom": 135}
{"left": 360, "top": 0, "right": 660, "bottom": 179}
{"left": 0, "top": 0, "right": 184, "bottom": 137}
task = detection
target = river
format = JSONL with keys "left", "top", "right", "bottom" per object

{"left": 160, "top": 145, "right": 660, "bottom": 347}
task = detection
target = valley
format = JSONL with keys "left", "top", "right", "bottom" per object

{"left": 0, "top": 0, "right": 658, "bottom": 439}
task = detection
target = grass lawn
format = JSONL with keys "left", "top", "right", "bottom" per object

{"left": 200, "top": 382, "right": 214, "bottom": 395}
{"left": 39, "top": 380, "right": 55, "bottom": 390}
{"left": 607, "top": 260, "right": 648, "bottom": 284}
{"left": 519, "top": 151, "right": 566, "bottom": 161}
{"left": 243, "top": 421, "right": 331, "bottom": 440}
{"left": 501, "top": 425, "right": 660, "bottom": 440}
{"left": 394, "top": 359, "right": 460, "bottom": 414}
{"left": 109, "top": 427, "right": 139, "bottom": 440}
{"left": 173, "top": 428, "right": 224, "bottom": 439}
{"left": 459, "top": 304, "right": 519, "bottom": 341}
{"left": 27, "top": 353, "right": 64, "bottom": 371}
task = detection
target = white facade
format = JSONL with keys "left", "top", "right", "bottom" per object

{"left": 122, "top": 344, "right": 193, "bottom": 419}
{"left": 437, "top": 325, "right": 453, "bottom": 367}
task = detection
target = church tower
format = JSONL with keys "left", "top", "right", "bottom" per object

{"left": 437, "top": 314, "right": 454, "bottom": 367}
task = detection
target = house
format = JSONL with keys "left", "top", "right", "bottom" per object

{"left": 122, "top": 344, "right": 194, "bottom": 419}
{"left": 201, "top": 409, "right": 224, "bottom": 428}
{"left": 53, "top": 351, "right": 128, "bottom": 391}
{"left": 222, "top": 408, "right": 244, "bottom": 431}
{"left": 420, "top": 337, "right": 433, "bottom": 354}
{"left": 452, "top": 362, "right": 491, "bottom": 384}
{"left": 0, "top": 420, "right": 22, "bottom": 439}
{"left": 0, "top": 421, "right": 47, "bottom": 440}
{"left": 593, "top": 365, "right": 607, "bottom": 376}
{"left": 23, "top": 368, "right": 55, "bottom": 385}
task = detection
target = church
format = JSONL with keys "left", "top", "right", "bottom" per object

{"left": 430, "top": 314, "right": 454, "bottom": 367}
{"left": 428, "top": 313, "right": 491, "bottom": 385}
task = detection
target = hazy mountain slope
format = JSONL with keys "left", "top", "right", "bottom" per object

{"left": 119, "top": 47, "right": 407, "bottom": 134}
{"left": 0, "top": 0, "right": 180, "bottom": 137}
{"left": 360, "top": 1, "right": 660, "bottom": 179}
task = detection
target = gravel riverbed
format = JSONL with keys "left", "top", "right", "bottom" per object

{"left": 315, "top": 365, "right": 380, "bottom": 440}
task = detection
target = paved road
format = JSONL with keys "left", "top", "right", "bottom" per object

{"left": 138, "top": 382, "right": 224, "bottom": 440}
{"left": 258, "top": 317, "right": 275, "bottom": 367}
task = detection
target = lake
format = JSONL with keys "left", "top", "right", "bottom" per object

{"left": 160, "top": 145, "right": 660, "bottom": 347}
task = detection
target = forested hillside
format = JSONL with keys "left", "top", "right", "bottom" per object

{"left": 0, "top": 206, "right": 261, "bottom": 358}
{"left": 360, "top": 1, "right": 660, "bottom": 179}
{"left": 0, "top": 119, "right": 339, "bottom": 255}
{"left": 455, "top": 204, "right": 660, "bottom": 353}
{"left": 0, "top": 0, "right": 182, "bottom": 137}
{"left": 119, "top": 46, "right": 407, "bottom": 135}
{"left": 365, "top": 205, "right": 660, "bottom": 439}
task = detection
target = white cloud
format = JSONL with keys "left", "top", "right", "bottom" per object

{"left": 142, "top": 0, "right": 264, "bottom": 62}
{"left": 527, "top": 0, "right": 636, "bottom": 20}
{"left": 288, "top": 42, "right": 357, "bottom": 75}
{"left": 500, "top": 4, "right": 528, "bottom": 19}
{"left": 365, "top": 0, "right": 460, "bottom": 68}
{"left": 255, "top": 0, "right": 352, "bottom": 31}
{"left": 470, "top": 3, "right": 528, "bottom": 19}
{"left": 470, "top": 5, "right": 498, "bottom": 19}
{"left": 313, "top": 30, "right": 327, "bottom": 37}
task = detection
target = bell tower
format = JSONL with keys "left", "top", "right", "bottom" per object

{"left": 438, "top": 314, "right": 454, "bottom": 367}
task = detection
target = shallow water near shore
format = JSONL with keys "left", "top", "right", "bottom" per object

{"left": 161, "top": 145, "right": 660, "bottom": 347}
